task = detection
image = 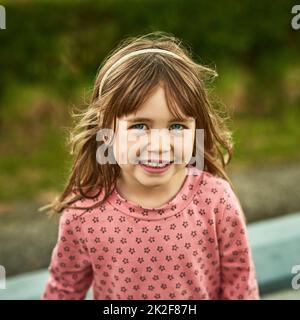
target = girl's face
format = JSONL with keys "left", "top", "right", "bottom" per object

{"left": 112, "top": 85, "right": 196, "bottom": 190}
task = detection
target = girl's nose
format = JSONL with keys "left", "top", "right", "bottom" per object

{"left": 147, "top": 129, "right": 172, "bottom": 153}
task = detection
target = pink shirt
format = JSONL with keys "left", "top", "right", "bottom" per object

{"left": 41, "top": 165, "right": 260, "bottom": 300}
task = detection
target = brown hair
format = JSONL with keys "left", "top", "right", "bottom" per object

{"left": 39, "top": 31, "right": 237, "bottom": 218}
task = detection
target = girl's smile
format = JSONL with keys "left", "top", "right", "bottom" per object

{"left": 138, "top": 161, "right": 173, "bottom": 174}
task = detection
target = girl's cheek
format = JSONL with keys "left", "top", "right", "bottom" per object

{"left": 113, "top": 140, "right": 140, "bottom": 166}
{"left": 173, "top": 147, "right": 193, "bottom": 164}
{"left": 113, "top": 141, "right": 126, "bottom": 165}
{"left": 117, "top": 135, "right": 151, "bottom": 165}
{"left": 172, "top": 134, "right": 195, "bottom": 165}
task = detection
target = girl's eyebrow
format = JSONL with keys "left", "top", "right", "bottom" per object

{"left": 125, "top": 117, "right": 193, "bottom": 123}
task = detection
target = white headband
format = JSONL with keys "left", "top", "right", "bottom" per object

{"left": 98, "top": 48, "right": 184, "bottom": 96}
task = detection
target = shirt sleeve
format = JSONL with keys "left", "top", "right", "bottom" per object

{"left": 41, "top": 209, "right": 93, "bottom": 300}
{"left": 217, "top": 181, "right": 260, "bottom": 300}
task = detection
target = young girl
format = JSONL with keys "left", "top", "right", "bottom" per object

{"left": 40, "top": 32, "right": 260, "bottom": 300}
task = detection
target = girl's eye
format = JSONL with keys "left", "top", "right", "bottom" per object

{"left": 129, "top": 123, "right": 148, "bottom": 130}
{"left": 169, "top": 123, "right": 186, "bottom": 131}
{"left": 129, "top": 123, "right": 187, "bottom": 131}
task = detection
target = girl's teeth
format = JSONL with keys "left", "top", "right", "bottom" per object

{"left": 142, "top": 162, "right": 168, "bottom": 168}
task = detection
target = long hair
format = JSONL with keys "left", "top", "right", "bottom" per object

{"left": 39, "top": 31, "right": 238, "bottom": 219}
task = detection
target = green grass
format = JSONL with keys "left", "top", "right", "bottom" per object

{"left": 0, "top": 127, "right": 72, "bottom": 201}
{"left": 214, "top": 62, "right": 300, "bottom": 169}
{"left": 231, "top": 107, "right": 300, "bottom": 168}
{"left": 0, "top": 83, "right": 77, "bottom": 201}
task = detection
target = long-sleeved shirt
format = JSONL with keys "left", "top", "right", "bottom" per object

{"left": 41, "top": 164, "right": 260, "bottom": 300}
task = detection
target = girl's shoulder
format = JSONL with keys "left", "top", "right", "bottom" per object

{"left": 190, "top": 166, "right": 232, "bottom": 193}
{"left": 59, "top": 187, "right": 106, "bottom": 225}
{"left": 189, "top": 167, "right": 236, "bottom": 208}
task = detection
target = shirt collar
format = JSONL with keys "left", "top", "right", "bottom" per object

{"left": 107, "top": 164, "right": 204, "bottom": 221}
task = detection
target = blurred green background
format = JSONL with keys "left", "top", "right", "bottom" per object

{"left": 0, "top": 0, "right": 300, "bottom": 276}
